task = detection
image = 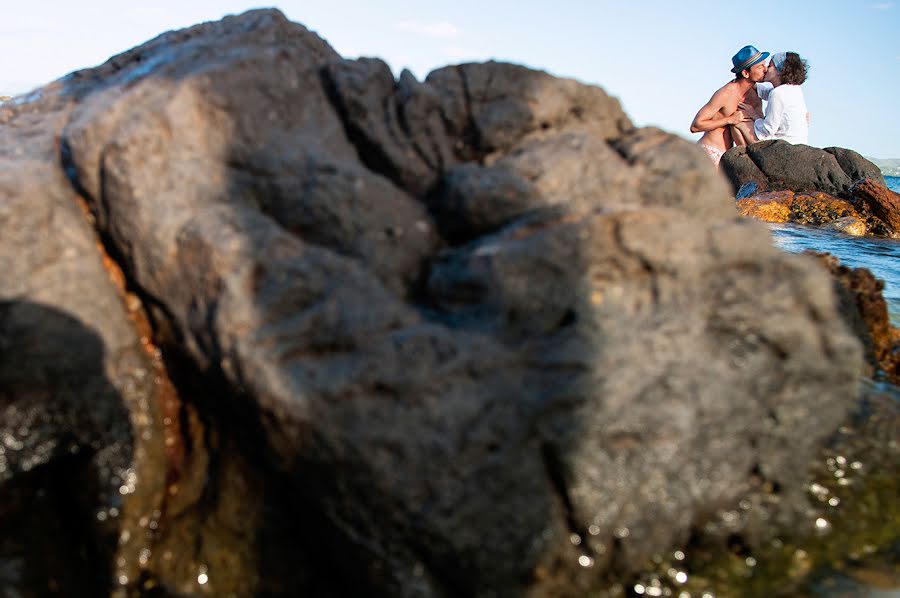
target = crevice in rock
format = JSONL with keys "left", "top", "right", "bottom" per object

{"left": 607, "top": 137, "right": 636, "bottom": 167}
{"left": 393, "top": 80, "right": 438, "bottom": 176}
{"left": 455, "top": 65, "right": 485, "bottom": 162}
{"left": 743, "top": 147, "right": 768, "bottom": 182}
{"left": 611, "top": 217, "right": 661, "bottom": 308}
{"left": 150, "top": 342, "right": 358, "bottom": 596}
{"left": 317, "top": 65, "right": 405, "bottom": 195}
{"left": 58, "top": 138, "right": 257, "bottom": 593}
{"left": 60, "top": 133, "right": 380, "bottom": 594}
{"left": 540, "top": 442, "right": 593, "bottom": 558}
{"left": 63, "top": 145, "right": 189, "bottom": 483}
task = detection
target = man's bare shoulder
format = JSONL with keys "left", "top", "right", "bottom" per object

{"left": 704, "top": 80, "right": 740, "bottom": 103}
{"left": 715, "top": 80, "right": 742, "bottom": 97}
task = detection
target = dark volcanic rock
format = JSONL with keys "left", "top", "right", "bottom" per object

{"left": 721, "top": 140, "right": 885, "bottom": 198}
{"left": 0, "top": 8, "right": 874, "bottom": 598}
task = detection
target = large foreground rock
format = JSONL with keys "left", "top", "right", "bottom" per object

{"left": 0, "top": 9, "right": 877, "bottom": 597}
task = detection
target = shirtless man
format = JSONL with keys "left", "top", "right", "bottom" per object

{"left": 691, "top": 45, "right": 769, "bottom": 166}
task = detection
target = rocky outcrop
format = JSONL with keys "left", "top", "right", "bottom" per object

{"left": 814, "top": 253, "right": 900, "bottom": 385}
{"left": 849, "top": 178, "right": 900, "bottom": 236}
{"left": 0, "top": 9, "right": 881, "bottom": 598}
{"left": 724, "top": 142, "right": 899, "bottom": 237}
{"left": 722, "top": 140, "right": 885, "bottom": 198}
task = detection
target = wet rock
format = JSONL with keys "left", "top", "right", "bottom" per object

{"left": 736, "top": 190, "right": 861, "bottom": 227}
{"left": 733, "top": 185, "right": 900, "bottom": 238}
{"left": 0, "top": 8, "right": 878, "bottom": 598}
{"left": 0, "top": 302, "right": 131, "bottom": 596}
{"left": 736, "top": 189, "right": 795, "bottom": 222}
{"left": 813, "top": 252, "right": 900, "bottom": 385}
{"left": 849, "top": 178, "right": 900, "bottom": 238}
{"left": 0, "top": 79, "right": 170, "bottom": 596}
{"left": 825, "top": 216, "right": 868, "bottom": 237}
{"left": 721, "top": 140, "right": 885, "bottom": 198}
{"left": 634, "top": 383, "right": 900, "bottom": 598}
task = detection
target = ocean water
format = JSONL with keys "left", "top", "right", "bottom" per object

{"left": 770, "top": 176, "right": 900, "bottom": 326}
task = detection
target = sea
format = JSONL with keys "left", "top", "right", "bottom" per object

{"left": 770, "top": 176, "right": 900, "bottom": 326}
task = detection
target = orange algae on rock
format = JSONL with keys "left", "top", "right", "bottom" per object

{"left": 790, "top": 192, "right": 860, "bottom": 225}
{"left": 736, "top": 191, "right": 794, "bottom": 223}
{"left": 736, "top": 190, "right": 863, "bottom": 230}
{"left": 813, "top": 252, "right": 900, "bottom": 384}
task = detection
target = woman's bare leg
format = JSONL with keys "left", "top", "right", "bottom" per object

{"left": 730, "top": 122, "right": 757, "bottom": 146}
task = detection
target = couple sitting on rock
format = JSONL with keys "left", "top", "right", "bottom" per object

{"left": 691, "top": 45, "right": 810, "bottom": 167}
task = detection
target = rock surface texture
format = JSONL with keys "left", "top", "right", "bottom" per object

{"left": 0, "top": 9, "right": 877, "bottom": 598}
{"left": 849, "top": 177, "right": 900, "bottom": 237}
{"left": 814, "top": 253, "right": 900, "bottom": 385}
{"left": 722, "top": 140, "right": 885, "bottom": 199}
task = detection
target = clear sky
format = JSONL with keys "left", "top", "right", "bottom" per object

{"left": 2, "top": 1, "right": 898, "bottom": 158}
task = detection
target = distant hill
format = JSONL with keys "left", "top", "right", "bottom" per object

{"left": 866, "top": 157, "right": 900, "bottom": 176}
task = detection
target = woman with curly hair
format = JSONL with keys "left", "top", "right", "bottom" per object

{"left": 733, "top": 51, "right": 810, "bottom": 145}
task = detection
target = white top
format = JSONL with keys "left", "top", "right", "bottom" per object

{"left": 755, "top": 82, "right": 774, "bottom": 101}
{"left": 753, "top": 83, "right": 808, "bottom": 144}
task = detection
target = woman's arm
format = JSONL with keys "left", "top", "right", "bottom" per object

{"left": 753, "top": 89, "right": 786, "bottom": 140}
{"left": 738, "top": 101, "right": 763, "bottom": 120}
{"left": 731, "top": 121, "right": 758, "bottom": 146}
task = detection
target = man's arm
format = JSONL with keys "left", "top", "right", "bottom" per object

{"left": 691, "top": 88, "right": 745, "bottom": 133}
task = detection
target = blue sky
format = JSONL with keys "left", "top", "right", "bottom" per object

{"left": 2, "top": 1, "right": 899, "bottom": 157}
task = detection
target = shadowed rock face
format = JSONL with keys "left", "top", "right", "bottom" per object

{"left": 0, "top": 302, "right": 132, "bottom": 596}
{"left": 0, "top": 8, "right": 873, "bottom": 597}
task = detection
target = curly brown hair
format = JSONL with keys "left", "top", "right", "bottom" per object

{"left": 780, "top": 52, "right": 808, "bottom": 85}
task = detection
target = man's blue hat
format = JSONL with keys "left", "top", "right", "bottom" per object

{"left": 731, "top": 45, "right": 770, "bottom": 74}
